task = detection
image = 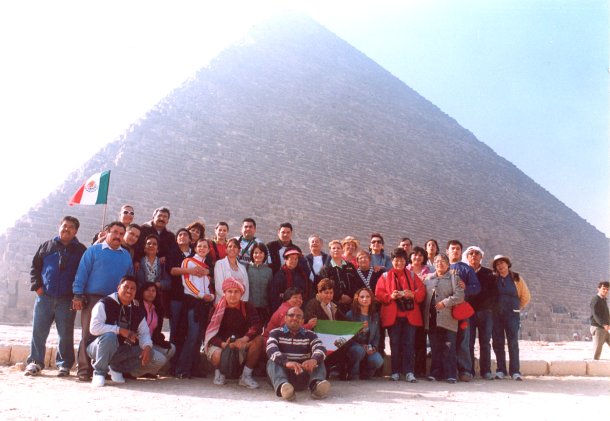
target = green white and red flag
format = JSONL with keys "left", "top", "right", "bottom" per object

{"left": 68, "top": 170, "right": 110, "bottom": 206}
{"left": 314, "top": 320, "right": 362, "bottom": 353}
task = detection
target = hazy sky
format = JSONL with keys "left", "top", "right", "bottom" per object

{"left": 0, "top": 0, "right": 607, "bottom": 236}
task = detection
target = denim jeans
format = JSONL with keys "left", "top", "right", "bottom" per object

{"left": 267, "top": 359, "right": 326, "bottom": 396}
{"left": 169, "top": 299, "right": 184, "bottom": 345}
{"left": 345, "top": 343, "right": 384, "bottom": 377}
{"left": 456, "top": 317, "right": 472, "bottom": 376}
{"left": 429, "top": 326, "right": 457, "bottom": 380}
{"left": 469, "top": 309, "right": 493, "bottom": 376}
{"left": 175, "top": 306, "right": 205, "bottom": 376}
{"left": 387, "top": 318, "right": 416, "bottom": 375}
{"left": 492, "top": 309, "right": 521, "bottom": 376}
{"left": 28, "top": 294, "right": 76, "bottom": 369}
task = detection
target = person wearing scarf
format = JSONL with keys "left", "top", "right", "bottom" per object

{"left": 203, "top": 277, "right": 264, "bottom": 389}
{"left": 269, "top": 247, "right": 311, "bottom": 313}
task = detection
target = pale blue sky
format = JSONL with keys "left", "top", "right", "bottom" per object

{"left": 0, "top": 0, "right": 607, "bottom": 235}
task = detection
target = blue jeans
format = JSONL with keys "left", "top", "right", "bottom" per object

{"left": 429, "top": 326, "right": 457, "bottom": 380}
{"left": 175, "top": 307, "right": 204, "bottom": 376}
{"left": 469, "top": 309, "right": 493, "bottom": 376}
{"left": 346, "top": 343, "right": 384, "bottom": 377}
{"left": 387, "top": 318, "right": 416, "bottom": 375}
{"left": 169, "top": 299, "right": 184, "bottom": 345}
{"left": 456, "top": 317, "right": 472, "bottom": 376}
{"left": 492, "top": 309, "right": 521, "bottom": 376}
{"left": 28, "top": 294, "right": 75, "bottom": 369}
{"left": 267, "top": 359, "right": 326, "bottom": 396}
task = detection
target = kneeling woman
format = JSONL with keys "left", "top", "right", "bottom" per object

{"left": 345, "top": 288, "right": 384, "bottom": 380}
{"left": 203, "top": 277, "right": 264, "bottom": 389}
{"left": 135, "top": 282, "right": 176, "bottom": 377}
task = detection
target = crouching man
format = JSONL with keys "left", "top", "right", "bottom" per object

{"left": 87, "top": 276, "right": 165, "bottom": 387}
{"left": 266, "top": 306, "right": 331, "bottom": 401}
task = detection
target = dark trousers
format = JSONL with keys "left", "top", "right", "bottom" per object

{"left": 76, "top": 294, "right": 103, "bottom": 377}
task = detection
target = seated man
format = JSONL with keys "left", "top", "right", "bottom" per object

{"left": 266, "top": 306, "right": 330, "bottom": 401}
{"left": 203, "top": 277, "right": 264, "bottom": 389}
{"left": 87, "top": 276, "right": 165, "bottom": 387}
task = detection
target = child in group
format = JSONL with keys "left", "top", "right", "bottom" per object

{"left": 175, "top": 238, "right": 215, "bottom": 378}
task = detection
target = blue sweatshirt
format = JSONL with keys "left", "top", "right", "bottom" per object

{"left": 73, "top": 242, "right": 134, "bottom": 296}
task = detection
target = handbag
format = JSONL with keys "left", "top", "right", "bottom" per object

{"left": 219, "top": 335, "right": 241, "bottom": 379}
{"left": 451, "top": 301, "right": 474, "bottom": 320}
{"left": 449, "top": 271, "right": 474, "bottom": 320}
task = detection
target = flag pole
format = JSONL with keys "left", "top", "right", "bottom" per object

{"left": 101, "top": 203, "right": 108, "bottom": 232}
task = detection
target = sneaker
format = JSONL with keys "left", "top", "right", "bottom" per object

{"left": 238, "top": 374, "right": 260, "bottom": 389}
{"left": 109, "top": 368, "right": 125, "bottom": 384}
{"left": 213, "top": 370, "right": 226, "bottom": 385}
{"left": 405, "top": 372, "right": 417, "bottom": 383}
{"left": 495, "top": 372, "right": 505, "bottom": 380}
{"left": 447, "top": 378, "right": 457, "bottom": 384}
{"left": 427, "top": 376, "right": 437, "bottom": 382}
{"left": 512, "top": 373, "right": 523, "bottom": 381}
{"left": 280, "top": 382, "right": 295, "bottom": 401}
{"left": 458, "top": 373, "right": 472, "bottom": 382}
{"left": 311, "top": 380, "right": 331, "bottom": 400}
{"left": 57, "top": 366, "right": 70, "bottom": 377}
{"left": 91, "top": 374, "right": 105, "bottom": 387}
{"left": 390, "top": 373, "right": 400, "bottom": 381}
{"left": 24, "top": 362, "right": 42, "bottom": 376}
{"left": 483, "top": 372, "right": 493, "bottom": 380}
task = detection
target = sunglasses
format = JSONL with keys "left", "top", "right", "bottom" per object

{"left": 122, "top": 210, "right": 135, "bottom": 215}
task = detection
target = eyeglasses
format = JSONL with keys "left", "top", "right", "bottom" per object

{"left": 286, "top": 314, "right": 303, "bottom": 319}
{"left": 122, "top": 210, "right": 135, "bottom": 215}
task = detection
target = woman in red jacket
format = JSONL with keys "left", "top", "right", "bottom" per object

{"left": 375, "top": 248, "right": 426, "bottom": 382}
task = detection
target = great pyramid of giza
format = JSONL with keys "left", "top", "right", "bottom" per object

{"left": 1, "top": 13, "right": 607, "bottom": 340}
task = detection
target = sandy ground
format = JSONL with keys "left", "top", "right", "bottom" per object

{"left": 1, "top": 365, "right": 608, "bottom": 421}
{"left": 2, "top": 324, "right": 608, "bottom": 420}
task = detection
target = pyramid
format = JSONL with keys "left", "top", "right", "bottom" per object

{"left": 1, "top": 14, "right": 607, "bottom": 340}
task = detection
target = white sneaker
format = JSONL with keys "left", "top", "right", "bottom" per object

{"left": 213, "top": 370, "right": 226, "bottom": 385}
{"left": 24, "top": 362, "right": 42, "bottom": 376}
{"left": 109, "top": 368, "right": 125, "bottom": 383}
{"left": 495, "top": 372, "right": 505, "bottom": 380}
{"left": 311, "top": 380, "right": 331, "bottom": 399}
{"left": 512, "top": 373, "right": 523, "bottom": 381}
{"left": 238, "top": 373, "right": 260, "bottom": 389}
{"left": 91, "top": 374, "right": 105, "bottom": 387}
{"left": 405, "top": 372, "right": 417, "bottom": 383}
{"left": 280, "top": 382, "right": 295, "bottom": 401}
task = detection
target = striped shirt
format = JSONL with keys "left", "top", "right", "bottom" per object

{"left": 266, "top": 325, "right": 326, "bottom": 367}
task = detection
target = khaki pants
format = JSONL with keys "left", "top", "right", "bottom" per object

{"left": 590, "top": 326, "right": 610, "bottom": 360}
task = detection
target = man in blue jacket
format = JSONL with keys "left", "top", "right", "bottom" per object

{"left": 25, "top": 216, "right": 86, "bottom": 377}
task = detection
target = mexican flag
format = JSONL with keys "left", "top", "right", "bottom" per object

{"left": 68, "top": 170, "right": 110, "bottom": 206}
{"left": 314, "top": 320, "right": 362, "bottom": 352}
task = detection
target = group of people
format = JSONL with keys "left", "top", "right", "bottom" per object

{"left": 25, "top": 202, "right": 569, "bottom": 400}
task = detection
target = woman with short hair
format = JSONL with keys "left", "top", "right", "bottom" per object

{"left": 375, "top": 248, "right": 425, "bottom": 382}
{"left": 423, "top": 253, "right": 465, "bottom": 384}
